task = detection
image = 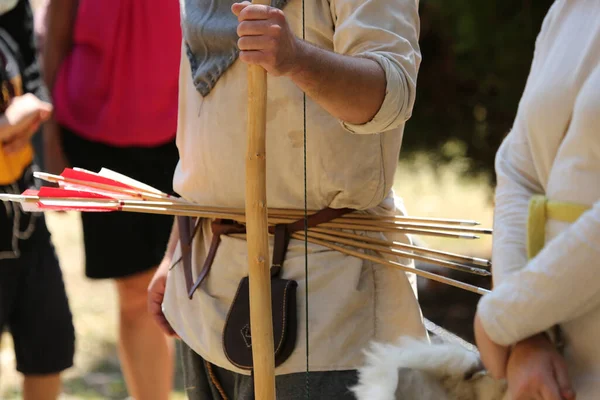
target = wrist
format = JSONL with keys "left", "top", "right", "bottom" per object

{"left": 515, "top": 333, "right": 555, "bottom": 352}
{"left": 286, "top": 38, "right": 311, "bottom": 80}
{"left": 518, "top": 328, "right": 564, "bottom": 353}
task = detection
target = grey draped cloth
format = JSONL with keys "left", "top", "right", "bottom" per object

{"left": 181, "top": 0, "right": 290, "bottom": 96}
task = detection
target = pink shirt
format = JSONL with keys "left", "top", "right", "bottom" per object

{"left": 53, "top": 0, "right": 181, "bottom": 147}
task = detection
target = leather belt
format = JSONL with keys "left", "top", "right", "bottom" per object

{"left": 177, "top": 207, "right": 353, "bottom": 299}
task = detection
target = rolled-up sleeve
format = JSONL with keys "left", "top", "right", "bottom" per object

{"left": 330, "top": 0, "right": 421, "bottom": 134}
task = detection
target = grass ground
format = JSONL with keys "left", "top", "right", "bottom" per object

{"left": 0, "top": 159, "right": 494, "bottom": 399}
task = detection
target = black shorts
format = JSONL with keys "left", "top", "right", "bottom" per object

{"left": 0, "top": 214, "right": 75, "bottom": 375}
{"left": 61, "top": 126, "right": 179, "bottom": 279}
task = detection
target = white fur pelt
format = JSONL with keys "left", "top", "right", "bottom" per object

{"left": 351, "top": 337, "right": 509, "bottom": 400}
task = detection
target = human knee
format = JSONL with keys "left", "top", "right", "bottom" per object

{"left": 117, "top": 270, "right": 155, "bottom": 322}
{"left": 119, "top": 293, "right": 149, "bottom": 324}
{"left": 23, "top": 373, "right": 62, "bottom": 400}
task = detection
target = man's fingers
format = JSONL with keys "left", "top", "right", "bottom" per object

{"left": 38, "top": 100, "right": 53, "bottom": 112}
{"left": 539, "top": 380, "right": 564, "bottom": 400}
{"left": 237, "top": 19, "right": 277, "bottom": 36}
{"left": 152, "top": 308, "right": 178, "bottom": 337}
{"left": 148, "top": 293, "right": 178, "bottom": 337}
{"left": 38, "top": 104, "right": 53, "bottom": 121}
{"left": 513, "top": 388, "right": 543, "bottom": 400}
{"left": 231, "top": 1, "right": 252, "bottom": 17}
{"left": 239, "top": 50, "right": 264, "bottom": 63}
{"left": 238, "top": 35, "right": 276, "bottom": 51}
{"left": 535, "top": 366, "right": 566, "bottom": 400}
{"left": 155, "top": 312, "right": 177, "bottom": 337}
{"left": 6, "top": 94, "right": 48, "bottom": 126}
{"left": 147, "top": 275, "right": 179, "bottom": 338}
{"left": 553, "top": 357, "right": 576, "bottom": 399}
{"left": 510, "top": 367, "right": 559, "bottom": 400}
{"left": 37, "top": 100, "right": 53, "bottom": 116}
{"left": 234, "top": 3, "right": 283, "bottom": 22}
{"left": 239, "top": 50, "right": 278, "bottom": 74}
{"left": 511, "top": 380, "right": 543, "bottom": 400}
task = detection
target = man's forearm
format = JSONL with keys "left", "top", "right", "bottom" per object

{"left": 232, "top": 3, "right": 387, "bottom": 125}
{"left": 43, "top": 0, "right": 78, "bottom": 92}
{"left": 288, "top": 40, "right": 386, "bottom": 126}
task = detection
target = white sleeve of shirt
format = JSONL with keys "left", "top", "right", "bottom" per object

{"left": 479, "top": 194, "right": 600, "bottom": 346}
{"left": 329, "top": 0, "right": 420, "bottom": 134}
{"left": 477, "top": 86, "right": 600, "bottom": 348}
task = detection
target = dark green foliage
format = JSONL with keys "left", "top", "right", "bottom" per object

{"left": 403, "top": 1, "right": 554, "bottom": 185}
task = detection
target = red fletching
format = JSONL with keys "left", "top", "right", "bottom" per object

{"left": 37, "top": 187, "right": 116, "bottom": 200}
{"left": 60, "top": 168, "right": 133, "bottom": 190}
{"left": 21, "top": 187, "right": 119, "bottom": 212}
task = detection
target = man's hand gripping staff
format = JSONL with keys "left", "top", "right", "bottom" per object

{"left": 233, "top": 1, "right": 301, "bottom": 77}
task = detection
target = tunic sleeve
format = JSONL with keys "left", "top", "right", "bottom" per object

{"left": 479, "top": 194, "right": 600, "bottom": 346}
{"left": 329, "top": 0, "right": 420, "bottom": 134}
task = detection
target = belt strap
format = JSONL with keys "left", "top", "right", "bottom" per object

{"left": 177, "top": 216, "right": 201, "bottom": 298}
{"left": 269, "top": 207, "right": 353, "bottom": 277}
{"left": 187, "top": 219, "right": 247, "bottom": 298}
{"left": 179, "top": 207, "right": 353, "bottom": 299}
{"left": 527, "top": 195, "right": 590, "bottom": 259}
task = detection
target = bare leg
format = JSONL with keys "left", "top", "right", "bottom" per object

{"left": 23, "top": 374, "right": 61, "bottom": 400}
{"left": 116, "top": 268, "right": 174, "bottom": 400}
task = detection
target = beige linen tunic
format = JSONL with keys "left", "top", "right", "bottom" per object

{"left": 477, "top": 1, "right": 600, "bottom": 397}
{"left": 163, "top": 0, "right": 427, "bottom": 375}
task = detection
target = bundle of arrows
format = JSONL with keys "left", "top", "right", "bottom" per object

{"left": 0, "top": 167, "right": 492, "bottom": 295}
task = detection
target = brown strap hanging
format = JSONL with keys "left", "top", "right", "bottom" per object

{"left": 178, "top": 207, "right": 353, "bottom": 299}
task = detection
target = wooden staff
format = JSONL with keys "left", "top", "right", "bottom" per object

{"left": 245, "top": 0, "right": 276, "bottom": 397}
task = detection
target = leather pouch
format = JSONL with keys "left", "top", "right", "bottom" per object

{"left": 222, "top": 268, "right": 298, "bottom": 370}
